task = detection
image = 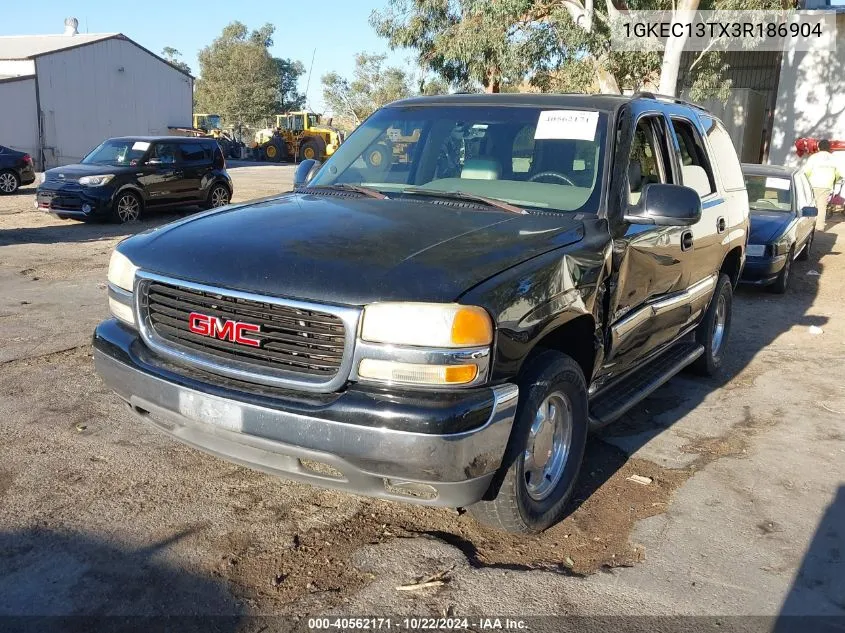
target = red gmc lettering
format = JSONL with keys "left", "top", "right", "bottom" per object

{"left": 188, "top": 312, "right": 261, "bottom": 347}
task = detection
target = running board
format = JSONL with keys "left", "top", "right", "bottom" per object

{"left": 588, "top": 342, "right": 704, "bottom": 430}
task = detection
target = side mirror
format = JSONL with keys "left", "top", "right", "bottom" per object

{"left": 293, "top": 159, "right": 322, "bottom": 187}
{"left": 801, "top": 205, "right": 819, "bottom": 218}
{"left": 625, "top": 183, "right": 702, "bottom": 226}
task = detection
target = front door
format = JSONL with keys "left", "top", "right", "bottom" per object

{"left": 139, "top": 142, "right": 185, "bottom": 206}
{"left": 604, "top": 114, "right": 694, "bottom": 377}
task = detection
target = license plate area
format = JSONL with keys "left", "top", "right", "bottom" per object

{"left": 178, "top": 390, "right": 243, "bottom": 432}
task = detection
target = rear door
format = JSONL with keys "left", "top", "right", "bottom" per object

{"left": 178, "top": 142, "right": 209, "bottom": 201}
{"left": 605, "top": 112, "right": 694, "bottom": 375}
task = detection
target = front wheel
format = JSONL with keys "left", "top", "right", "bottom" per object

{"left": 469, "top": 350, "right": 588, "bottom": 534}
{"left": 691, "top": 273, "right": 733, "bottom": 376}
{"left": 0, "top": 170, "right": 20, "bottom": 195}
{"left": 769, "top": 247, "right": 794, "bottom": 294}
{"left": 797, "top": 231, "right": 813, "bottom": 261}
{"left": 111, "top": 191, "right": 142, "bottom": 224}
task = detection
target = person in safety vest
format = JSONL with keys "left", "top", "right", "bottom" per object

{"left": 804, "top": 140, "right": 843, "bottom": 230}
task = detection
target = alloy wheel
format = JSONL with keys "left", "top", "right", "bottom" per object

{"left": 523, "top": 391, "right": 573, "bottom": 501}
{"left": 0, "top": 172, "right": 17, "bottom": 193}
{"left": 711, "top": 292, "right": 727, "bottom": 357}
{"left": 211, "top": 187, "right": 229, "bottom": 208}
{"left": 116, "top": 194, "right": 140, "bottom": 223}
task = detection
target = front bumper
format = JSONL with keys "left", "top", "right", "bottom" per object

{"left": 740, "top": 254, "right": 787, "bottom": 285}
{"left": 36, "top": 182, "right": 115, "bottom": 219}
{"left": 93, "top": 319, "right": 518, "bottom": 508}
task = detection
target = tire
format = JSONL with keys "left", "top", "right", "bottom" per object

{"left": 204, "top": 183, "right": 231, "bottom": 210}
{"left": 768, "top": 247, "right": 794, "bottom": 294}
{"left": 263, "top": 142, "right": 283, "bottom": 163}
{"left": 797, "top": 230, "right": 813, "bottom": 261}
{"left": 469, "top": 350, "right": 589, "bottom": 534}
{"left": 299, "top": 138, "right": 325, "bottom": 162}
{"left": 691, "top": 273, "right": 733, "bottom": 376}
{"left": 0, "top": 170, "right": 20, "bottom": 195}
{"left": 111, "top": 191, "right": 142, "bottom": 224}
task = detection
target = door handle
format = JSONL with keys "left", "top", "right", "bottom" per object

{"left": 681, "top": 230, "right": 694, "bottom": 251}
{"left": 717, "top": 216, "right": 726, "bottom": 233}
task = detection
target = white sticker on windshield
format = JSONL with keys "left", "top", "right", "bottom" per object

{"left": 132, "top": 141, "right": 150, "bottom": 151}
{"left": 534, "top": 110, "right": 598, "bottom": 141}
{"left": 765, "top": 177, "right": 790, "bottom": 191}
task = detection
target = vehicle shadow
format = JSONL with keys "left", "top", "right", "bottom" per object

{"left": 0, "top": 527, "right": 246, "bottom": 631}
{"left": 0, "top": 211, "right": 195, "bottom": 247}
{"left": 570, "top": 226, "right": 837, "bottom": 512}
{"left": 773, "top": 485, "right": 845, "bottom": 628}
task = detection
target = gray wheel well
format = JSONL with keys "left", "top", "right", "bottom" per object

{"left": 524, "top": 315, "right": 596, "bottom": 383}
{"left": 721, "top": 246, "right": 743, "bottom": 287}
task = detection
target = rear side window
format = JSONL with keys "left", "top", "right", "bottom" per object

{"left": 670, "top": 118, "right": 716, "bottom": 197}
{"left": 700, "top": 115, "right": 745, "bottom": 191}
{"left": 180, "top": 143, "right": 205, "bottom": 162}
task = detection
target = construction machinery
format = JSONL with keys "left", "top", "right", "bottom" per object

{"left": 253, "top": 111, "right": 344, "bottom": 162}
{"left": 169, "top": 114, "right": 245, "bottom": 159}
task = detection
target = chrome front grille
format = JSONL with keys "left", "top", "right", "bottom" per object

{"left": 136, "top": 272, "right": 359, "bottom": 392}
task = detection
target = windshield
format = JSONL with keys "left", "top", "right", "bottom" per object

{"left": 308, "top": 114, "right": 319, "bottom": 128}
{"left": 81, "top": 139, "right": 150, "bottom": 166}
{"left": 744, "top": 174, "right": 793, "bottom": 211}
{"left": 201, "top": 115, "right": 222, "bottom": 130}
{"left": 309, "top": 105, "right": 609, "bottom": 214}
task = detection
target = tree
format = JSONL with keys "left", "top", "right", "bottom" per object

{"left": 371, "top": 0, "right": 783, "bottom": 99}
{"left": 194, "top": 22, "right": 305, "bottom": 125}
{"left": 276, "top": 58, "right": 307, "bottom": 112}
{"left": 161, "top": 47, "right": 191, "bottom": 75}
{"left": 321, "top": 53, "right": 415, "bottom": 125}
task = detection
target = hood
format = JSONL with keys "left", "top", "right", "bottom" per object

{"left": 749, "top": 209, "right": 794, "bottom": 244}
{"left": 119, "top": 193, "right": 585, "bottom": 305}
{"left": 44, "top": 163, "right": 135, "bottom": 183}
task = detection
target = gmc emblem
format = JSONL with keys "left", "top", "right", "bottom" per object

{"left": 188, "top": 312, "right": 261, "bottom": 347}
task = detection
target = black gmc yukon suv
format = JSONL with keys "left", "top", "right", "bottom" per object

{"left": 94, "top": 93, "right": 748, "bottom": 533}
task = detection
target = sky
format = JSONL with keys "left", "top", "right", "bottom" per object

{"left": 0, "top": 0, "right": 411, "bottom": 113}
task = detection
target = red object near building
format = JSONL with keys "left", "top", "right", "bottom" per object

{"left": 795, "top": 138, "right": 845, "bottom": 157}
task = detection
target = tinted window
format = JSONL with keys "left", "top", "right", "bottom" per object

{"left": 180, "top": 143, "right": 206, "bottom": 162}
{"left": 670, "top": 118, "right": 716, "bottom": 196}
{"left": 628, "top": 117, "right": 668, "bottom": 205}
{"left": 700, "top": 115, "right": 745, "bottom": 191}
{"left": 149, "top": 143, "right": 180, "bottom": 165}
{"left": 796, "top": 173, "right": 814, "bottom": 209}
{"left": 744, "top": 174, "right": 792, "bottom": 211}
{"left": 311, "top": 106, "right": 609, "bottom": 214}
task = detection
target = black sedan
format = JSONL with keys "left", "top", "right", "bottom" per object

{"left": 740, "top": 163, "right": 817, "bottom": 293}
{"left": 0, "top": 145, "right": 36, "bottom": 194}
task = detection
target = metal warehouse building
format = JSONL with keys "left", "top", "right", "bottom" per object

{"left": 0, "top": 19, "right": 193, "bottom": 170}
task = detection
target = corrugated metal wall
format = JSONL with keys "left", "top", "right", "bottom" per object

{"left": 35, "top": 38, "right": 193, "bottom": 168}
{"left": 0, "top": 77, "right": 39, "bottom": 159}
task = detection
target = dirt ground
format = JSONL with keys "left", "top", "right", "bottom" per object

{"left": 1, "top": 164, "right": 843, "bottom": 623}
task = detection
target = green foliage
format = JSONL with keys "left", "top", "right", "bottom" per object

{"left": 194, "top": 22, "right": 305, "bottom": 126}
{"left": 161, "top": 47, "right": 191, "bottom": 76}
{"left": 321, "top": 53, "right": 415, "bottom": 124}
{"left": 371, "top": 0, "right": 788, "bottom": 99}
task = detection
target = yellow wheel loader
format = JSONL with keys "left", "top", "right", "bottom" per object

{"left": 253, "top": 111, "right": 344, "bottom": 163}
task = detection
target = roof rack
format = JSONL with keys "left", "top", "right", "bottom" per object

{"left": 630, "top": 91, "right": 707, "bottom": 111}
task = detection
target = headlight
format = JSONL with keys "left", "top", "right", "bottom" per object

{"left": 79, "top": 174, "right": 115, "bottom": 186}
{"left": 107, "top": 250, "right": 138, "bottom": 292}
{"left": 361, "top": 303, "right": 493, "bottom": 348}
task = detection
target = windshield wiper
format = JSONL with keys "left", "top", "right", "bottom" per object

{"left": 299, "top": 184, "right": 387, "bottom": 199}
{"left": 401, "top": 188, "right": 526, "bottom": 214}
